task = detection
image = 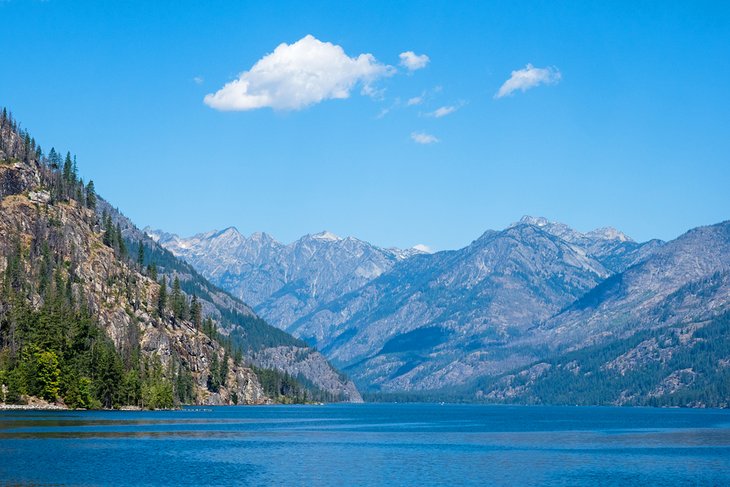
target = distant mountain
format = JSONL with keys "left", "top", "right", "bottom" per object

{"left": 146, "top": 227, "right": 424, "bottom": 330}
{"left": 534, "top": 220, "right": 730, "bottom": 349}
{"left": 150, "top": 212, "right": 730, "bottom": 407}
{"left": 291, "top": 221, "right": 612, "bottom": 391}
{"left": 462, "top": 220, "right": 730, "bottom": 407}
{"left": 514, "top": 216, "right": 663, "bottom": 273}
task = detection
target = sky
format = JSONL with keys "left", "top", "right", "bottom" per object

{"left": 1, "top": 1, "right": 729, "bottom": 251}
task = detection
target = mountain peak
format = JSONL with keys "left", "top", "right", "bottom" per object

{"left": 515, "top": 216, "right": 634, "bottom": 243}
{"left": 311, "top": 230, "right": 341, "bottom": 242}
{"left": 412, "top": 244, "right": 433, "bottom": 254}
{"left": 519, "top": 215, "right": 551, "bottom": 227}
{"left": 213, "top": 226, "right": 241, "bottom": 238}
{"left": 250, "top": 231, "right": 275, "bottom": 242}
{"left": 586, "top": 227, "right": 633, "bottom": 242}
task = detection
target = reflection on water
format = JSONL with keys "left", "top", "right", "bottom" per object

{"left": 1, "top": 404, "right": 729, "bottom": 486}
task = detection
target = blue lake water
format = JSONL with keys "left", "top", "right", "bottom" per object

{"left": 1, "top": 403, "right": 729, "bottom": 486}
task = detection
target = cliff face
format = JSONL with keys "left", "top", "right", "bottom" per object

{"left": 0, "top": 114, "right": 267, "bottom": 406}
{"left": 0, "top": 179, "right": 267, "bottom": 405}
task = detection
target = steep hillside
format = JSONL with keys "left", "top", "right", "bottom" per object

{"left": 147, "top": 227, "right": 422, "bottom": 330}
{"left": 0, "top": 109, "right": 359, "bottom": 407}
{"left": 462, "top": 223, "right": 730, "bottom": 407}
{"left": 474, "top": 305, "right": 730, "bottom": 408}
{"left": 535, "top": 220, "right": 730, "bottom": 349}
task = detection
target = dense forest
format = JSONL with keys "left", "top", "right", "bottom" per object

{"left": 0, "top": 108, "right": 315, "bottom": 408}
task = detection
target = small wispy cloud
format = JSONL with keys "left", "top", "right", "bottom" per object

{"left": 205, "top": 35, "right": 394, "bottom": 111}
{"left": 495, "top": 64, "right": 561, "bottom": 98}
{"left": 399, "top": 51, "right": 430, "bottom": 72}
{"left": 376, "top": 107, "right": 391, "bottom": 119}
{"left": 193, "top": 76, "right": 204, "bottom": 85}
{"left": 411, "top": 132, "right": 439, "bottom": 144}
{"left": 428, "top": 105, "right": 459, "bottom": 118}
{"left": 406, "top": 85, "right": 442, "bottom": 107}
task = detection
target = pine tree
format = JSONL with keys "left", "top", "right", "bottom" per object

{"left": 190, "top": 295, "right": 202, "bottom": 330}
{"left": 72, "top": 155, "right": 78, "bottom": 182}
{"left": 116, "top": 223, "right": 127, "bottom": 257}
{"left": 48, "top": 148, "right": 59, "bottom": 168}
{"left": 102, "top": 212, "right": 113, "bottom": 247}
{"left": 207, "top": 353, "right": 220, "bottom": 392}
{"left": 171, "top": 276, "right": 187, "bottom": 321}
{"left": 157, "top": 277, "right": 167, "bottom": 317}
{"left": 137, "top": 241, "right": 145, "bottom": 267}
{"left": 219, "top": 351, "right": 229, "bottom": 386}
{"left": 85, "top": 180, "right": 96, "bottom": 210}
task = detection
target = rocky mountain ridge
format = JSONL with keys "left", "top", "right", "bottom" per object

{"left": 146, "top": 226, "right": 425, "bottom": 330}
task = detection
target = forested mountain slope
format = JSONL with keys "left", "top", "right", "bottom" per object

{"left": 0, "top": 109, "right": 359, "bottom": 407}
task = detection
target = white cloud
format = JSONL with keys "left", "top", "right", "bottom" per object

{"left": 193, "top": 76, "right": 204, "bottom": 85}
{"left": 407, "top": 95, "right": 424, "bottom": 106}
{"left": 411, "top": 132, "right": 439, "bottom": 144}
{"left": 429, "top": 105, "right": 458, "bottom": 118}
{"left": 204, "top": 35, "right": 393, "bottom": 111}
{"left": 399, "top": 51, "right": 430, "bottom": 71}
{"left": 495, "top": 64, "right": 561, "bottom": 98}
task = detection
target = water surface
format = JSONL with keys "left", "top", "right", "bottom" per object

{"left": 1, "top": 403, "right": 729, "bottom": 486}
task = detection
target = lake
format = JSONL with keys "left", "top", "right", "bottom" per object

{"left": 1, "top": 403, "right": 729, "bottom": 486}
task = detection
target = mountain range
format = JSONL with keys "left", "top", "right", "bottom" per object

{"left": 3, "top": 107, "right": 728, "bottom": 409}
{"left": 151, "top": 215, "right": 730, "bottom": 406}
{"left": 146, "top": 227, "right": 424, "bottom": 330}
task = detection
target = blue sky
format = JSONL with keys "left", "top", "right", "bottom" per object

{"left": 1, "top": 1, "right": 729, "bottom": 250}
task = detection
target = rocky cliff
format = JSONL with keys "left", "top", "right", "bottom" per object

{"left": 0, "top": 115, "right": 268, "bottom": 406}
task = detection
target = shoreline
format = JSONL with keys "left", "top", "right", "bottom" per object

{"left": 0, "top": 403, "right": 68, "bottom": 411}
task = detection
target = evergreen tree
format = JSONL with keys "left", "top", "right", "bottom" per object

{"left": 116, "top": 223, "right": 127, "bottom": 257}
{"left": 207, "top": 353, "right": 221, "bottom": 392}
{"left": 102, "top": 211, "right": 113, "bottom": 247}
{"left": 85, "top": 180, "right": 96, "bottom": 210}
{"left": 94, "top": 342, "right": 123, "bottom": 408}
{"left": 170, "top": 276, "right": 188, "bottom": 321}
{"left": 48, "top": 147, "right": 60, "bottom": 169}
{"left": 219, "top": 351, "right": 229, "bottom": 386}
{"left": 157, "top": 277, "right": 167, "bottom": 317}
{"left": 35, "top": 350, "right": 61, "bottom": 401}
{"left": 147, "top": 263, "right": 158, "bottom": 281}
{"left": 137, "top": 241, "right": 145, "bottom": 267}
{"left": 190, "top": 295, "right": 202, "bottom": 330}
